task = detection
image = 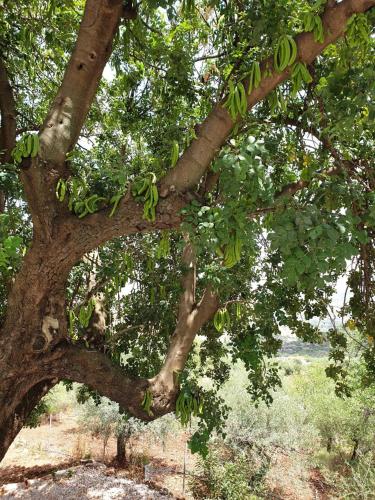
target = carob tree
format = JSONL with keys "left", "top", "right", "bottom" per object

{"left": 0, "top": 0, "right": 374, "bottom": 459}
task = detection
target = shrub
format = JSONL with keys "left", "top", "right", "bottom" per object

{"left": 146, "top": 413, "right": 179, "bottom": 452}
{"left": 280, "top": 358, "right": 303, "bottom": 376}
{"left": 328, "top": 454, "right": 375, "bottom": 499}
{"left": 25, "top": 400, "right": 51, "bottom": 428}
{"left": 79, "top": 397, "right": 144, "bottom": 460}
{"left": 25, "top": 382, "right": 77, "bottom": 427}
{"left": 290, "top": 361, "right": 375, "bottom": 458}
{"left": 190, "top": 441, "right": 268, "bottom": 500}
{"left": 220, "top": 362, "right": 319, "bottom": 452}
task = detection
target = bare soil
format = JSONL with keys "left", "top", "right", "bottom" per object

{"left": 265, "top": 449, "right": 332, "bottom": 500}
{"left": 0, "top": 411, "right": 332, "bottom": 499}
{"left": 0, "top": 411, "right": 194, "bottom": 499}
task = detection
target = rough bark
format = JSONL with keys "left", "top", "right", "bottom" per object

{"left": 0, "top": 0, "right": 127, "bottom": 461}
{"left": 0, "top": 58, "right": 16, "bottom": 213}
{"left": 0, "top": 380, "right": 56, "bottom": 461}
{"left": 0, "top": 0, "right": 374, "bottom": 464}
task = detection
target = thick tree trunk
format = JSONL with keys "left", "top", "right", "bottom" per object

{"left": 0, "top": 225, "right": 177, "bottom": 461}
{"left": 0, "top": 378, "right": 56, "bottom": 461}
{"left": 0, "top": 235, "right": 70, "bottom": 461}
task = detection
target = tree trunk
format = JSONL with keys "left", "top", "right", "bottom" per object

{"left": 1, "top": 0, "right": 373, "bottom": 467}
{"left": 350, "top": 438, "right": 359, "bottom": 461}
{"left": 0, "top": 378, "right": 56, "bottom": 461}
{"left": 0, "top": 237, "right": 72, "bottom": 462}
{"left": 116, "top": 432, "right": 126, "bottom": 464}
{"left": 327, "top": 436, "right": 333, "bottom": 453}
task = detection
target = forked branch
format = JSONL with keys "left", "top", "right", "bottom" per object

{"left": 39, "top": 0, "right": 124, "bottom": 166}
{"left": 155, "top": 242, "right": 219, "bottom": 390}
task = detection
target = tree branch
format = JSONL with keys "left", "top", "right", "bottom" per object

{"left": 51, "top": 280, "right": 218, "bottom": 422}
{"left": 44, "top": 242, "right": 218, "bottom": 420}
{"left": 54, "top": 0, "right": 374, "bottom": 260}
{"left": 159, "top": 0, "right": 375, "bottom": 196}
{"left": 39, "top": 0, "right": 124, "bottom": 166}
{"left": 81, "top": 251, "right": 107, "bottom": 350}
{"left": 155, "top": 242, "right": 219, "bottom": 390}
{"left": 248, "top": 162, "right": 353, "bottom": 219}
{"left": 280, "top": 115, "right": 343, "bottom": 163}
{"left": 268, "top": 108, "right": 356, "bottom": 200}
{"left": 178, "top": 240, "right": 197, "bottom": 318}
{"left": 155, "top": 285, "right": 219, "bottom": 389}
{"left": 193, "top": 51, "right": 227, "bottom": 62}
{"left": 20, "top": 0, "right": 130, "bottom": 239}
{"left": 276, "top": 164, "right": 343, "bottom": 198}
{"left": 53, "top": 344, "right": 157, "bottom": 419}
{"left": 0, "top": 58, "right": 16, "bottom": 213}
{"left": 61, "top": 193, "right": 185, "bottom": 265}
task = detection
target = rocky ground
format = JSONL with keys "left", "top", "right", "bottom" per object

{"left": 0, "top": 462, "right": 173, "bottom": 499}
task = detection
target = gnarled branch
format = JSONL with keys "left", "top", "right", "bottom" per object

{"left": 54, "top": 345, "right": 155, "bottom": 419}
{"left": 54, "top": 242, "right": 218, "bottom": 419}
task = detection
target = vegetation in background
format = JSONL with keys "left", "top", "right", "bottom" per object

{"left": 190, "top": 358, "right": 375, "bottom": 498}
{"left": 23, "top": 354, "right": 375, "bottom": 498}
{"left": 78, "top": 397, "right": 144, "bottom": 461}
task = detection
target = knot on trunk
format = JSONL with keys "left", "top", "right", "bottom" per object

{"left": 32, "top": 316, "right": 59, "bottom": 352}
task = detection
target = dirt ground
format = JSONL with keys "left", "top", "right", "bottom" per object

{"left": 265, "top": 449, "right": 332, "bottom": 500}
{"left": 0, "top": 462, "right": 173, "bottom": 499}
{"left": 0, "top": 411, "right": 332, "bottom": 499}
{"left": 0, "top": 411, "right": 194, "bottom": 499}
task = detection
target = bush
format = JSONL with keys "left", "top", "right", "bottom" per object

{"left": 190, "top": 441, "right": 268, "bottom": 499}
{"left": 25, "top": 400, "right": 51, "bottom": 428}
{"left": 25, "top": 383, "right": 77, "bottom": 427}
{"left": 280, "top": 358, "right": 303, "bottom": 376}
{"left": 79, "top": 397, "right": 144, "bottom": 460}
{"left": 290, "top": 361, "right": 375, "bottom": 458}
{"left": 328, "top": 454, "right": 375, "bottom": 499}
{"left": 146, "top": 413, "right": 179, "bottom": 452}
{"left": 219, "top": 362, "right": 319, "bottom": 452}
